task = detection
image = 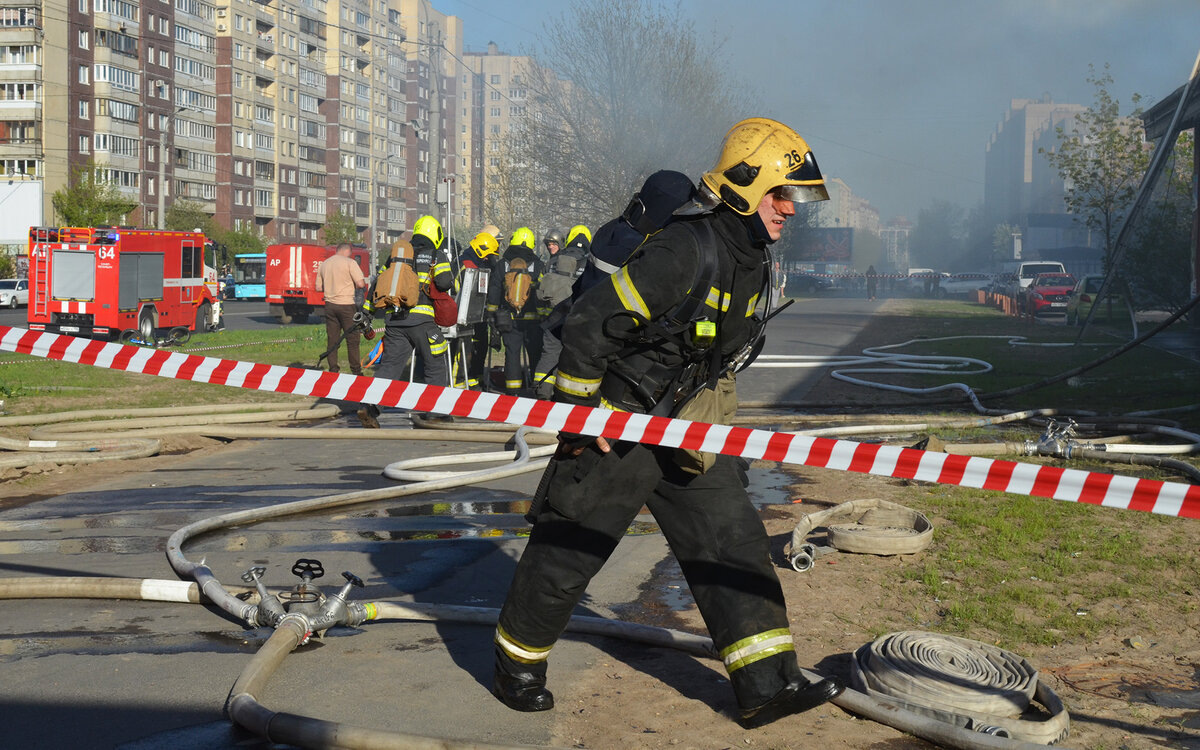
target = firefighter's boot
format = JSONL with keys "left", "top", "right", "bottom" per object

{"left": 492, "top": 646, "right": 553, "bottom": 712}
{"left": 738, "top": 675, "right": 844, "bottom": 729}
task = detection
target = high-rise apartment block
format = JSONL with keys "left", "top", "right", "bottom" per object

{"left": 0, "top": 0, "right": 478, "bottom": 257}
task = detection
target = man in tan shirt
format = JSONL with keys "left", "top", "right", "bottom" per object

{"left": 315, "top": 243, "right": 367, "bottom": 375}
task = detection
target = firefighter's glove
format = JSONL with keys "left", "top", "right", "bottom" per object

{"left": 493, "top": 309, "right": 514, "bottom": 333}
{"left": 557, "top": 431, "right": 599, "bottom": 454}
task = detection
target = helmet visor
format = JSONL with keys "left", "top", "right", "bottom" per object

{"left": 776, "top": 183, "right": 830, "bottom": 204}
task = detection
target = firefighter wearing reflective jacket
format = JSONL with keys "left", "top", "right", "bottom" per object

{"left": 531, "top": 224, "right": 589, "bottom": 397}
{"left": 491, "top": 118, "right": 846, "bottom": 728}
{"left": 485, "top": 226, "right": 544, "bottom": 394}
{"left": 357, "top": 215, "right": 454, "bottom": 428}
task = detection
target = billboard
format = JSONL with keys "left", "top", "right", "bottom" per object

{"left": 791, "top": 227, "right": 853, "bottom": 263}
{"left": 0, "top": 180, "right": 43, "bottom": 245}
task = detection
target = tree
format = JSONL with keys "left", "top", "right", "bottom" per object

{"left": 1118, "top": 129, "right": 1194, "bottom": 312}
{"left": 213, "top": 224, "right": 266, "bottom": 256}
{"left": 500, "top": 0, "right": 744, "bottom": 230}
{"left": 323, "top": 209, "right": 361, "bottom": 246}
{"left": 164, "top": 199, "right": 217, "bottom": 235}
{"left": 908, "top": 200, "right": 965, "bottom": 268}
{"left": 1041, "top": 64, "right": 1149, "bottom": 270}
{"left": 50, "top": 161, "right": 138, "bottom": 227}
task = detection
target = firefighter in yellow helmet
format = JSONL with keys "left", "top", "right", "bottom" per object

{"left": 491, "top": 119, "right": 843, "bottom": 726}
{"left": 485, "top": 226, "right": 545, "bottom": 393}
{"left": 456, "top": 230, "right": 502, "bottom": 389}
{"left": 356, "top": 215, "right": 454, "bottom": 428}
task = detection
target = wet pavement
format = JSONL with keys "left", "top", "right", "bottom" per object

{"left": 0, "top": 402, "right": 805, "bottom": 749}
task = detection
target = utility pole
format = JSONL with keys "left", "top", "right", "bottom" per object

{"left": 427, "top": 23, "right": 441, "bottom": 218}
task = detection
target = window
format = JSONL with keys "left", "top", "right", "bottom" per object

{"left": 78, "top": 100, "right": 89, "bottom": 119}
{"left": 0, "top": 158, "right": 42, "bottom": 177}
{"left": 94, "top": 133, "right": 140, "bottom": 158}
{"left": 490, "top": 90, "right": 500, "bottom": 101}
{"left": 78, "top": 65, "right": 89, "bottom": 84}
{"left": 2, "top": 45, "right": 39, "bottom": 65}
{"left": 78, "top": 30, "right": 89, "bottom": 49}
{"left": 0, "top": 83, "right": 37, "bottom": 101}
{"left": 79, "top": 135, "right": 90, "bottom": 153}
{"left": 97, "top": 98, "right": 138, "bottom": 122}
{"left": 93, "top": 0, "right": 138, "bottom": 23}
{"left": 490, "top": 75, "right": 500, "bottom": 84}
{"left": 93, "top": 63, "right": 140, "bottom": 91}
{"left": 490, "top": 107, "right": 499, "bottom": 117}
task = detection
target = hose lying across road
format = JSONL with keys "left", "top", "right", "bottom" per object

{"left": 0, "top": 402, "right": 1081, "bottom": 749}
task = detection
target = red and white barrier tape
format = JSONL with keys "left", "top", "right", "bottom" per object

{"left": 3, "top": 325, "right": 1198, "bottom": 519}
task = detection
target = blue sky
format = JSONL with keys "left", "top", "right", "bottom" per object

{"left": 439, "top": 0, "right": 1200, "bottom": 223}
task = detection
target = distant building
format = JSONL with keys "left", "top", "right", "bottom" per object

{"left": 819, "top": 177, "right": 880, "bottom": 234}
{"left": 985, "top": 96, "right": 1093, "bottom": 259}
{"left": 879, "top": 217, "right": 912, "bottom": 272}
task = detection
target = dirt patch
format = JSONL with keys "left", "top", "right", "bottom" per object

{"left": 552, "top": 460, "right": 1200, "bottom": 749}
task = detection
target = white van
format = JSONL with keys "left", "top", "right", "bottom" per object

{"left": 1017, "top": 261, "right": 1066, "bottom": 290}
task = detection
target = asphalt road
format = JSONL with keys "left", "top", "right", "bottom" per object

{"left": 0, "top": 294, "right": 883, "bottom": 749}
{"left": 14, "top": 293, "right": 1195, "bottom": 749}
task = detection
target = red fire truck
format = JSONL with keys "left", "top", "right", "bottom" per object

{"left": 26, "top": 227, "right": 219, "bottom": 340}
{"left": 265, "top": 243, "right": 371, "bottom": 323}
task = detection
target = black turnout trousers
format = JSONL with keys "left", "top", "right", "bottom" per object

{"left": 496, "top": 440, "right": 801, "bottom": 709}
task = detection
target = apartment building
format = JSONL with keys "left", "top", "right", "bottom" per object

{"left": 0, "top": 0, "right": 462, "bottom": 260}
{"left": 462, "top": 41, "right": 535, "bottom": 229}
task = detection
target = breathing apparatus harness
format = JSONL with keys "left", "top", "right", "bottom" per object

{"left": 600, "top": 220, "right": 779, "bottom": 417}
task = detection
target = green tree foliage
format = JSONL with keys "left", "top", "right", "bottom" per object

{"left": 909, "top": 200, "right": 965, "bottom": 268}
{"left": 496, "top": 0, "right": 744, "bottom": 230}
{"left": 50, "top": 161, "right": 138, "bottom": 227}
{"left": 323, "top": 209, "right": 361, "bottom": 246}
{"left": 0, "top": 252, "right": 15, "bottom": 279}
{"left": 215, "top": 224, "right": 266, "bottom": 256}
{"left": 1118, "top": 130, "right": 1194, "bottom": 312}
{"left": 1041, "top": 64, "right": 1149, "bottom": 268}
{"left": 164, "top": 199, "right": 218, "bottom": 235}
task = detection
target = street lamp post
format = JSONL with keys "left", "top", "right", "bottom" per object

{"left": 157, "top": 106, "right": 188, "bottom": 230}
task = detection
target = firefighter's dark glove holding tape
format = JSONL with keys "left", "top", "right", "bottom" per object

{"left": 556, "top": 432, "right": 611, "bottom": 457}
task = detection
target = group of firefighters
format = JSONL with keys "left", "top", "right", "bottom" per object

{"left": 320, "top": 116, "right": 850, "bottom": 729}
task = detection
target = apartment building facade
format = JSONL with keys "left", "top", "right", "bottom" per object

{"left": 0, "top": 0, "right": 464, "bottom": 260}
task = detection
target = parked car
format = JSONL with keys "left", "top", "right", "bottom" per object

{"left": 937, "top": 272, "right": 993, "bottom": 297}
{"left": 1025, "top": 273, "right": 1076, "bottom": 315}
{"left": 0, "top": 278, "right": 28, "bottom": 308}
{"left": 905, "top": 268, "right": 939, "bottom": 296}
{"left": 1016, "top": 261, "right": 1067, "bottom": 292}
{"left": 1065, "top": 275, "right": 1128, "bottom": 325}
{"left": 785, "top": 272, "right": 834, "bottom": 295}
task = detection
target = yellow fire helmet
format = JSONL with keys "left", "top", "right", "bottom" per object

{"left": 509, "top": 226, "right": 536, "bottom": 250}
{"left": 700, "top": 117, "right": 828, "bottom": 216}
{"left": 412, "top": 215, "right": 445, "bottom": 249}
{"left": 565, "top": 224, "right": 592, "bottom": 246}
{"left": 469, "top": 231, "right": 500, "bottom": 259}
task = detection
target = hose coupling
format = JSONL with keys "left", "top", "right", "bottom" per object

{"left": 789, "top": 543, "right": 817, "bottom": 573}
{"left": 278, "top": 612, "right": 315, "bottom": 645}
{"left": 972, "top": 724, "right": 1011, "bottom": 738}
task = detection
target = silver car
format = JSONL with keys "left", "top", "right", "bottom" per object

{"left": 0, "top": 278, "right": 28, "bottom": 308}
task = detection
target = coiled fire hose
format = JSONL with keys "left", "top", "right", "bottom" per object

{"left": 852, "top": 631, "right": 1070, "bottom": 745}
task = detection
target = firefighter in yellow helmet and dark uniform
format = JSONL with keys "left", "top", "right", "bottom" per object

{"left": 357, "top": 215, "right": 455, "bottom": 428}
{"left": 485, "top": 226, "right": 545, "bottom": 394}
{"left": 490, "top": 118, "right": 845, "bottom": 727}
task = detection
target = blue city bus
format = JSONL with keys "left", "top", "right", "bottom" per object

{"left": 230, "top": 253, "right": 267, "bottom": 300}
